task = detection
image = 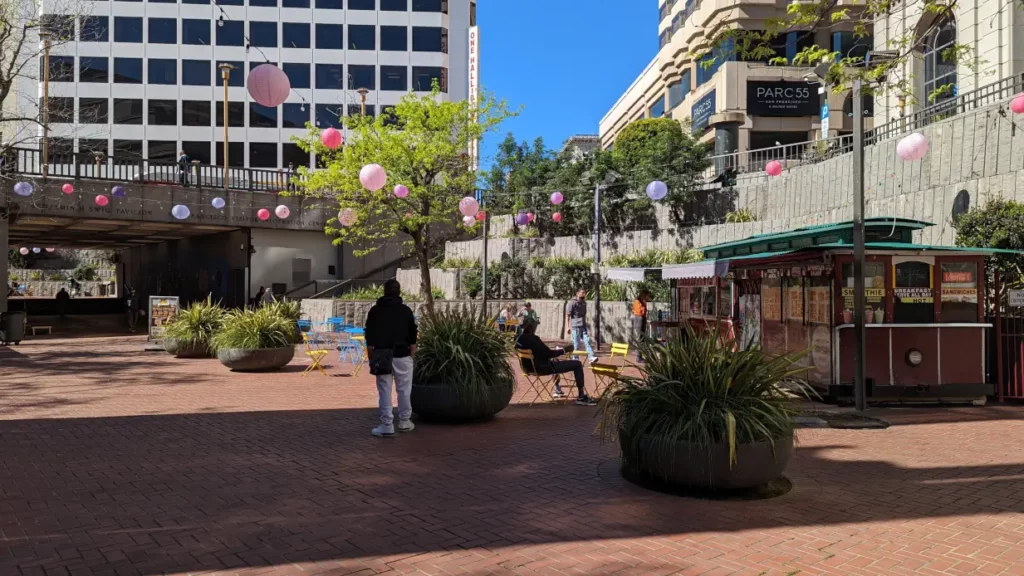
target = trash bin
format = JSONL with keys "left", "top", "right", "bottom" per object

{"left": 0, "top": 311, "right": 27, "bottom": 345}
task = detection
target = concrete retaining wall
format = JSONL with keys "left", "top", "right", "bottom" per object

{"left": 300, "top": 297, "right": 668, "bottom": 344}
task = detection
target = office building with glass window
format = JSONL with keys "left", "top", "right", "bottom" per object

{"left": 601, "top": 0, "right": 871, "bottom": 155}
{"left": 31, "top": 0, "right": 475, "bottom": 170}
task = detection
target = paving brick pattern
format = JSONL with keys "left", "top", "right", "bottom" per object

{"left": 3, "top": 337, "right": 1024, "bottom": 575}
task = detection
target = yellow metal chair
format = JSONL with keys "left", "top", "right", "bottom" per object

{"left": 350, "top": 335, "right": 367, "bottom": 377}
{"left": 590, "top": 342, "right": 630, "bottom": 398}
{"left": 302, "top": 332, "right": 330, "bottom": 377}
{"left": 516, "top": 349, "right": 559, "bottom": 405}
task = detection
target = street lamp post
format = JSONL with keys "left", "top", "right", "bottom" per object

{"left": 218, "top": 63, "right": 234, "bottom": 191}
{"left": 39, "top": 30, "right": 52, "bottom": 179}
{"left": 592, "top": 183, "right": 602, "bottom": 348}
{"left": 357, "top": 88, "right": 369, "bottom": 116}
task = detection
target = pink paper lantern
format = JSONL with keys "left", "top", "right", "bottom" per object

{"left": 552, "top": 212, "right": 563, "bottom": 223}
{"left": 45, "top": 248, "right": 55, "bottom": 252}
{"left": 393, "top": 184, "right": 409, "bottom": 198}
{"left": 275, "top": 205, "right": 291, "bottom": 219}
{"left": 527, "top": 212, "right": 535, "bottom": 223}
{"left": 257, "top": 208, "right": 271, "bottom": 221}
{"left": 61, "top": 183, "right": 74, "bottom": 194}
{"left": 462, "top": 215, "right": 475, "bottom": 227}
{"left": 321, "top": 127, "right": 343, "bottom": 149}
{"left": 458, "top": 196, "right": 479, "bottom": 217}
{"left": 1011, "top": 94, "right": 1024, "bottom": 114}
{"left": 247, "top": 63, "right": 291, "bottom": 108}
{"left": 896, "top": 132, "right": 929, "bottom": 161}
{"left": 359, "top": 164, "right": 387, "bottom": 191}
{"left": 19, "top": 247, "right": 29, "bottom": 255}
{"left": 550, "top": 191, "right": 564, "bottom": 205}
{"left": 475, "top": 211, "right": 486, "bottom": 221}
{"left": 94, "top": 195, "right": 109, "bottom": 207}
{"left": 338, "top": 208, "right": 358, "bottom": 227}
{"left": 765, "top": 160, "right": 783, "bottom": 177}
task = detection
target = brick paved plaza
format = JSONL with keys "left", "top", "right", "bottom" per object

{"left": 3, "top": 336, "right": 1024, "bottom": 575}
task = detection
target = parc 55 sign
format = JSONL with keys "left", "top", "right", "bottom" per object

{"left": 747, "top": 80, "right": 821, "bottom": 117}
{"left": 691, "top": 89, "right": 716, "bottom": 134}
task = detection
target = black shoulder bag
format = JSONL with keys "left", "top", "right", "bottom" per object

{"left": 368, "top": 348, "right": 394, "bottom": 376}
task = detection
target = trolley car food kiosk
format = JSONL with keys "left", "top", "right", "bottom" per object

{"left": 610, "top": 218, "right": 1008, "bottom": 402}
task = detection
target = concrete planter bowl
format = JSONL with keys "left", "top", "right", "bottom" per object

{"left": 217, "top": 347, "right": 295, "bottom": 372}
{"left": 620, "top": 432, "right": 794, "bottom": 491}
{"left": 163, "top": 338, "right": 213, "bottom": 359}
{"left": 411, "top": 378, "right": 515, "bottom": 422}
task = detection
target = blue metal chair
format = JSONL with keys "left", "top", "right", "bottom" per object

{"left": 337, "top": 327, "right": 364, "bottom": 365}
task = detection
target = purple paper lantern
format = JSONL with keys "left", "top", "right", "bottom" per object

{"left": 515, "top": 212, "right": 529, "bottom": 226}
{"left": 247, "top": 64, "right": 291, "bottom": 108}
{"left": 393, "top": 184, "right": 410, "bottom": 198}
{"left": 111, "top": 185, "right": 126, "bottom": 197}
{"left": 550, "top": 191, "right": 564, "bottom": 205}
{"left": 13, "top": 181, "right": 32, "bottom": 197}
{"left": 646, "top": 180, "right": 668, "bottom": 201}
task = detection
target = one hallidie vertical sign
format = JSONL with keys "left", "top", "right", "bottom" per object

{"left": 468, "top": 26, "right": 480, "bottom": 171}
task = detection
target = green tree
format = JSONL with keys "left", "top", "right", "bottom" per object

{"left": 954, "top": 200, "right": 1024, "bottom": 304}
{"left": 482, "top": 134, "right": 557, "bottom": 215}
{"left": 295, "top": 87, "right": 515, "bottom": 313}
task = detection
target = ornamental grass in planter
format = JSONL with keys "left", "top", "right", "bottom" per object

{"left": 598, "top": 327, "right": 811, "bottom": 491}
{"left": 162, "top": 297, "right": 224, "bottom": 358}
{"left": 211, "top": 307, "right": 299, "bottom": 371}
{"left": 411, "top": 308, "right": 516, "bottom": 422}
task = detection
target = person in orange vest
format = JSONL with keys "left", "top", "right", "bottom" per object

{"left": 631, "top": 290, "right": 650, "bottom": 363}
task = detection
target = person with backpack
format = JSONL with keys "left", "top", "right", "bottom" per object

{"left": 364, "top": 279, "right": 418, "bottom": 438}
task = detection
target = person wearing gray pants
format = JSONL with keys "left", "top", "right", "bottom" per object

{"left": 631, "top": 290, "right": 649, "bottom": 362}
{"left": 364, "top": 279, "right": 418, "bottom": 438}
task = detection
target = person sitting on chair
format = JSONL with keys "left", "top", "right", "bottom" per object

{"left": 515, "top": 318, "right": 595, "bottom": 405}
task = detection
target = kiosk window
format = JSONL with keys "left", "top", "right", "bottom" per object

{"left": 806, "top": 276, "right": 831, "bottom": 324}
{"left": 893, "top": 260, "right": 934, "bottom": 323}
{"left": 842, "top": 261, "right": 885, "bottom": 315}
{"left": 718, "top": 282, "right": 733, "bottom": 318}
{"left": 702, "top": 286, "right": 716, "bottom": 316}
{"left": 786, "top": 277, "right": 804, "bottom": 322}
{"left": 941, "top": 261, "right": 978, "bottom": 322}
{"left": 762, "top": 278, "right": 782, "bottom": 322}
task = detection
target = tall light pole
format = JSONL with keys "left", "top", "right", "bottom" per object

{"left": 357, "top": 88, "right": 369, "bottom": 116}
{"left": 218, "top": 63, "right": 234, "bottom": 191}
{"left": 39, "top": 30, "right": 52, "bottom": 179}
{"left": 592, "top": 182, "right": 602, "bottom": 348}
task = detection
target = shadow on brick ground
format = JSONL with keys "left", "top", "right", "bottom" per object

{"left": 2, "top": 402, "right": 1024, "bottom": 574}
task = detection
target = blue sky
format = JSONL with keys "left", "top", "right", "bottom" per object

{"left": 476, "top": 1, "right": 656, "bottom": 165}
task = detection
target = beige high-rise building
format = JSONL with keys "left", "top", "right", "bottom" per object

{"left": 601, "top": 1, "right": 872, "bottom": 155}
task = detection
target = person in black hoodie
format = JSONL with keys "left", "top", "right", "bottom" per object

{"left": 515, "top": 318, "right": 596, "bottom": 405}
{"left": 364, "top": 279, "right": 418, "bottom": 437}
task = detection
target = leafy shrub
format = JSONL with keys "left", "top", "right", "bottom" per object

{"left": 8, "top": 273, "right": 18, "bottom": 283}
{"left": 264, "top": 299, "right": 301, "bottom": 323}
{"left": 604, "top": 248, "right": 703, "bottom": 268}
{"left": 337, "top": 284, "right": 444, "bottom": 301}
{"left": 47, "top": 272, "right": 66, "bottom": 281}
{"left": 71, "top": 263, "right": 98, "bottom": 282}
{"left": 164, "top": 297, "right": 225, "bottom": 348}
{"left": 599, "top": 328, "right": 811, "bottom": 473}
{"left": 725, "top": 208, "right": 757, "bottom": 223}
{"left": 413, "top": 308, "right": 515, "bottom": 405}
{"left": 30, "top": 271, "right": 42, "bottom": 281}
{"left": 534, "top": 257, "right": 591, "bottom": 299}
{"left": 211, "top": 307, "right": 299, "bottom": 351}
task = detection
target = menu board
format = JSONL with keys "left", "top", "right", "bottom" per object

{"left": 941, "top": 287, "right": 978, "bottom": 302}
{"left": 787, "top": 285, "right": 804, "bottom": 321}
{"left": 941, "top": 262, "right": 978, "bottom": 303}
{"left": 807, "top": 286, "right": 831, "bottom": 324}
{"left": 148, "top": 296, "right": 180, "bottom": 342}
{"left": 763, "top": 283, "right": 782, "bottom": 322}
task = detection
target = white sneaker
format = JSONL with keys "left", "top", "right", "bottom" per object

{"left": 372, "top": 424, "right": 395, "bottom": 438}
{"left": 397, "top": 420, "right": 415, "bottom": 433}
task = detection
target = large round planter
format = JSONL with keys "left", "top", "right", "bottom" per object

{"left": 411, "top": 379, "right": 515, "bottom": 422}
{"left": 163, "top": 338, "right": 212, "bottom": 359}
{"left": 217, "top": 347, "right": 294, "bottom": 372}
{"left": 620, "top": 432, "right": 794, "bottom": 490}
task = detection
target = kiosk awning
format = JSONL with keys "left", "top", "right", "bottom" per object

{"left": 605, "top": 267, "right": 660, "bottom": 282}
{"left": 662, "top": 260, "right": 730, "bottom": 280}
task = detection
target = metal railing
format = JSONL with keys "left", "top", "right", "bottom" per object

{"left": 1, "top": 147, "right": 303, "bottom": 193}
{"left": 704, "top": 73, "right": 1024, "bottom": 180}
